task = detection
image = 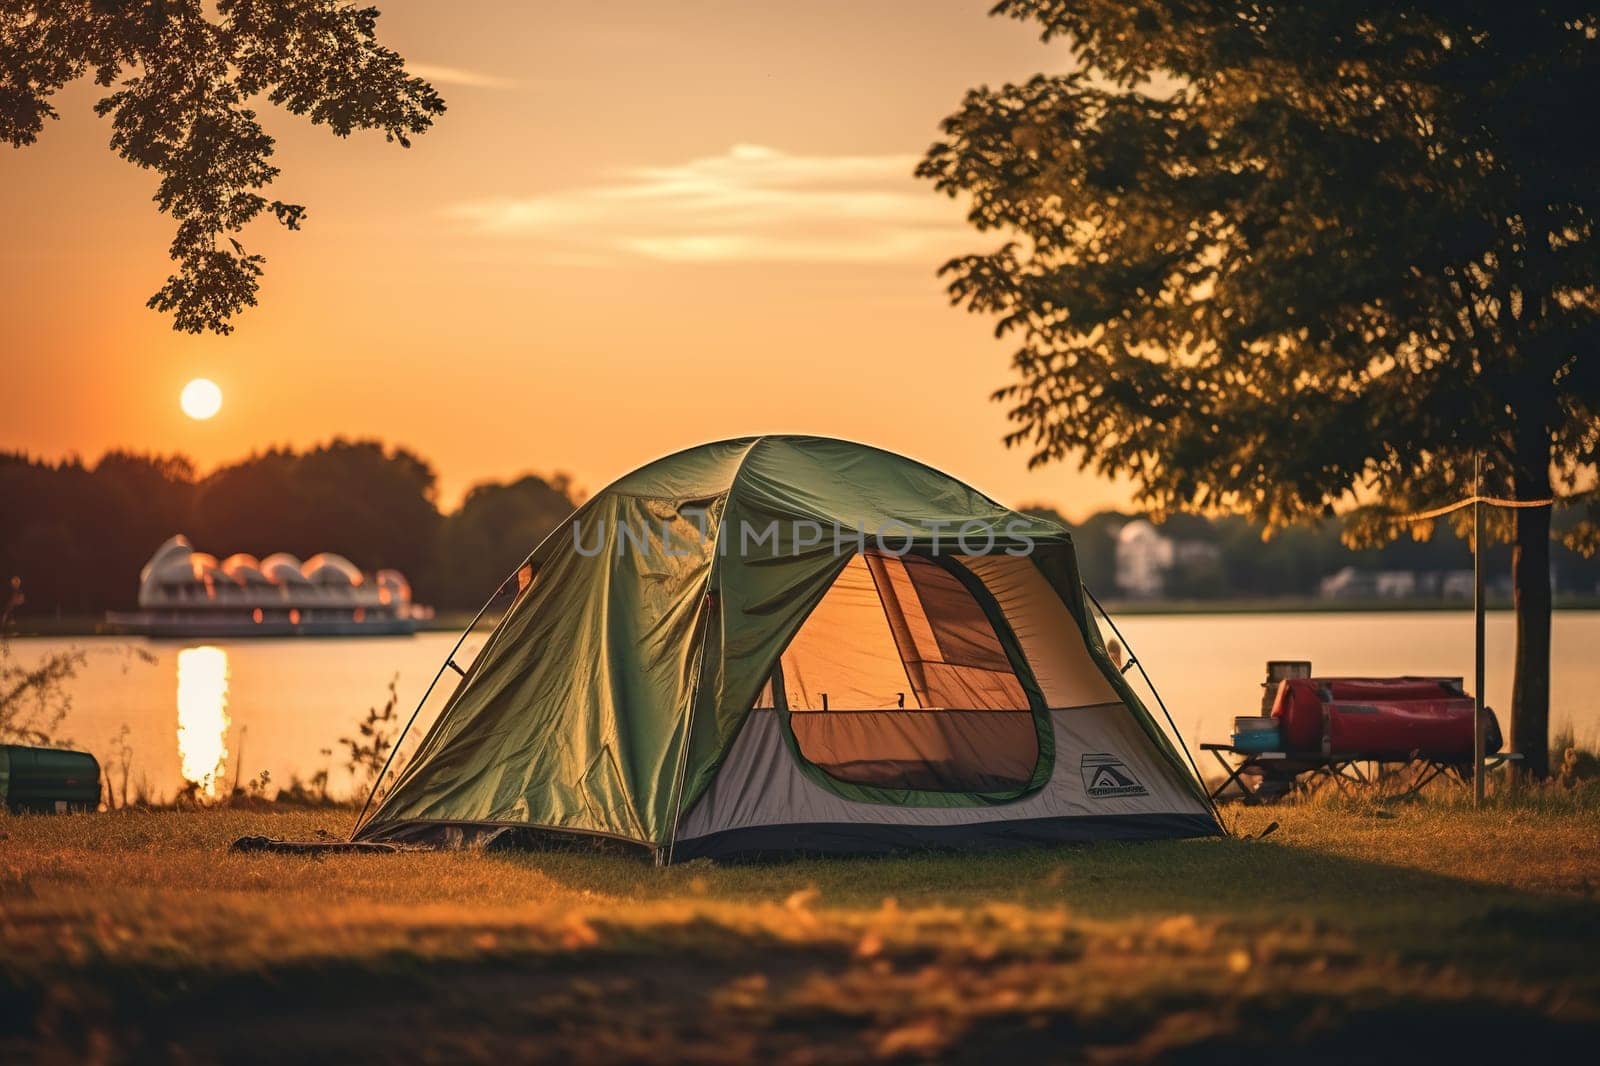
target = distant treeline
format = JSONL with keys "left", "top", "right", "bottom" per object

{"left": 4, "top": 443, "right": 1598, "bottom": 616}
{"left": 0, "top": 442, "right": 579, "bottom": 614}
{"left": 1024, "top": 507, "right": 1600, "bottom": 600}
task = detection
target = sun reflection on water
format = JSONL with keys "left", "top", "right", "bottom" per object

{"left": 177, "top": 646, "right": 231, "bottom": 797}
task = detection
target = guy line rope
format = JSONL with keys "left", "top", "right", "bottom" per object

{"left": 1394, "top": 493, "right": 1557, "bottom": 525}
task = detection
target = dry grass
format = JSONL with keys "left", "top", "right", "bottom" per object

{"left": 2, "top": 796, "right": 1598, "bottom": 1063}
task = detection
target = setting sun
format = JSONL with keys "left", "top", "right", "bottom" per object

{"left": 180, "top": 378, "right": 223, "bottom": 421}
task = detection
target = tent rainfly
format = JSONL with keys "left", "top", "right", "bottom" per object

{"left": 355, "top": 436, "right": 1220, "bottom": 861}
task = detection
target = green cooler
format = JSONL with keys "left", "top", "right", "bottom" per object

{"left": 0, "top": 745, "right": 102, "bottom": 813}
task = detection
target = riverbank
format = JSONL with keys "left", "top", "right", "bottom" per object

{"left": 11, "top": 596, "right": 1600, "bottom": 637}
{"left": 2, "top": 611, "right": 486, "bottom": 638}
{"left": 3, "top": 794, "right": 1597, "bottom": 1061}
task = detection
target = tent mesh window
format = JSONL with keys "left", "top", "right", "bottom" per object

{"left": 776, "top": 552, "right": 1039, "bottom": 792}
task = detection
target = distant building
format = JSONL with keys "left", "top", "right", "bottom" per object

{"left": 1438, "top": 571, "right": 1476, "bottom": 599}
{"left": 1319, "top": 567, "right": 1445, "bottom": 600}
{"left": 1115, "top": 520, "right": 1175, "bottom": 597}
{"left": 1319, "top": 566, "right": 1368, "bottom": 599}
{"left": 1175, "top": 539, "right": 1223, "bottom": 569}
{"left": 1113, "top": 520, "right": 1225, "bottom": 597}
{"left": 1374, "top": 571, "right": 1417, "bottom": 598}
{"left": 107, "top": 535, "right": 424, "bottom": 636}
{"left": 137, "top": 535, "right": 412, "bottom": 612}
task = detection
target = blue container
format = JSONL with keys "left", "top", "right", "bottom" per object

{"left": 1231, "top": 728, "right": 1281, "bottom": 753}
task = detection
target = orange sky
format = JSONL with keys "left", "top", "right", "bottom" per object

{"left": 0, "top": 0, "right": 1138, "bottom": 517}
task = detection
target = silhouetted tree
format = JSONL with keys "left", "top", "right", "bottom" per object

{"left": 1, "top": 450, "right": 197, "bottom": 611}
{"left": 1, "top": 444, "right": 582, "bottom": 614}
{"left": 0, "top": 1, "right": 444, "bottom": 333}
{"left": 92, "top": 451, "right": 198, "bottom": 606}
{"left": 1, "top": 454, "right": 99, "bottom": 614}
{"left": 920, "top": 1, "right": 1600, "bottom": 775}
{"left": 191, "top": 439, "right": 442, "bottom": 579}
{"left": 430, "top": 475, "right": 579, "bottom": 607}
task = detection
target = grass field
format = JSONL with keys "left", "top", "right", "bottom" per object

{"left": 3, "top": 794, "right": 1598, "bottom": 1063}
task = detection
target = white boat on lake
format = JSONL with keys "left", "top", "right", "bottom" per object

{"left": 105, "top": 535, "right": 428, "bottom": 638}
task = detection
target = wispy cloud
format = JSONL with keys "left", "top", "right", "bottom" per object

{"left": 408, "top": 63, "right": 521, "bottom": 90}
{"left": 447, "top": 144, "right": 966, "bottom": 264}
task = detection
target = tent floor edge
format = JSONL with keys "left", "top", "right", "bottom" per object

{"left": 357, "top": 818, "right": 659, "bottom": 857}
{"left": 669, "top": 812, "right": 1221, "bottom": 863}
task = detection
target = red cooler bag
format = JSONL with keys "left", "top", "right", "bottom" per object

{"left": 1271, "top": 677, "right": 1501, "bottom": 757}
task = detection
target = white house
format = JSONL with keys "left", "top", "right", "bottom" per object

{"left": 1115, "top": 520, "right": 1176, "bottom": 597}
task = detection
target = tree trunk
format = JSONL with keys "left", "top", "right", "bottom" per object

{"left": 1509, "top": 424, "right": 1553, "bottom": 778}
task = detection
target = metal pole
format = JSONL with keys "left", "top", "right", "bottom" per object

{"left": 1473, "top": 454, "right": 1486, "bottom": 808}
{"left": 1082, "top": 586, "right": 1224, "bottom": 831}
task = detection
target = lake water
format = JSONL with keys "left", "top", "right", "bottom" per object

{"left": 10, "top": 611, "right": 1599, "bottom": 805}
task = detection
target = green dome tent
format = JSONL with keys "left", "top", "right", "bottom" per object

{"left": 356, "top": 436, "right": 1219, "bottom": 861}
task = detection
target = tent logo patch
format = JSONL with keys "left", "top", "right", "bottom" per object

{"left": 1081, "top": 753, "right": 1148, "bottom": 799}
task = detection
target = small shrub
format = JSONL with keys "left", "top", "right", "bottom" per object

{"left": 105, "top": 724, "right": 135, "bottom": 810}
{"left": 274, "top": 770, "right": 342, "bottom": 808}
{"left": 341, "top": 675, "right": 401, "bottom": 791}
{"left": 0, "top": 578, "right": 85, "bottom": 747}
{"left": 1552, "top": 724, "right": 1600, "bottom": 788}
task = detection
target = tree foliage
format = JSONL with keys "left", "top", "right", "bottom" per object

{"left": 433, "top": 474, "right": 582, "bottom": 601}
{"left": 920, "top": 0, "right": 1600, "bottom": 774}
{"left": 191, "top": 439, "right": 442, "bottom": 581}
{"left": 919, "top": 0, "right": 1597, "bottom": 538}
{"left": 0, "top": 0, "right": 444, "bottom": 333}
{"left": 0, "top": 451, "right": 198, "bottom": 613}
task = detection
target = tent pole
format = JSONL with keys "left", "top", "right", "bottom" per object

{"left": 350, "top": 521, "right": 568, "bottom": 839}
{"left": 350, "top": 589, "right": 500, "bottom": 835}
{"left": 1083, "top": 586, "right": 1223, "bottom": 830}
{"left": 663, "top": 592, "right": 715, "bottom": 867}
{"left": 1474, "top": 454, "right": 1486, "bottom": 809}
